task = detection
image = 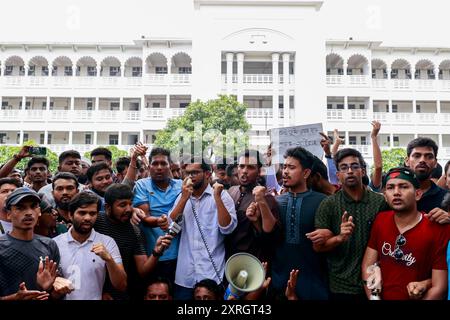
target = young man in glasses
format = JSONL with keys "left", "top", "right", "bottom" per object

{"left": 311, "top": 148, "right": 387, "bottom": 300}
{"left": 361, "top": 167, "right": 449, "bottom": 300}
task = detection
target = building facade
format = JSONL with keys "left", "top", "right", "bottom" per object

{"left": 0, "top": 0, "right": 449, "bottom": 165}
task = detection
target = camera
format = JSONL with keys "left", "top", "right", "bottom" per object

{"left": 29, "top": 146, "right": 47, "bottom": 156}
{"left": 167, "top": 220, "right": 182, "bottom": 236}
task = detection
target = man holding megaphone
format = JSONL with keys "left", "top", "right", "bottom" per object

{"left": 168, "top": 156, "right": 237, "bottom": 300}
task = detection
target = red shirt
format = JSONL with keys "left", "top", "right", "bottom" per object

{"left": 367, "top": 210, "right": 449, "bottom": 300}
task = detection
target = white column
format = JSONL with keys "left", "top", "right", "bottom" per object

{"left": 97, "top": 66, "right": 101, "bottom": 78}
{"left": 412, "top": 100, "right": 417, "bottom": 113}
{"left": 435, "top": 67, "right": 440, "bottom": 81}
{"left": 19, "top": 130, "right": 24, "bottom": 145}
{"left": 438, "top": 134, "right": 443, "bottom": 148}
{"left": 139, "top": 130, "right": 144, "bottom": 143}
{"left": 93, "top": 131, "right": 98, "bottom": 146}
{"left": 46, "top": 96, "right": 51, "bottom": 111}
{"left": 44, "top": 131, "right": 48, "bottom": 146}
{"left": 166, "top": 94, "right": 170, "bottom": 109}
{"left": 343, "top": 62, "right": 348, "bottom": 76}
{"left": 167, "top": 60, "right": 172, "bottom": 84}
{"left": 345, "top": 131, "right": 350, "bottom": 146}
{"left": 226, "top": 52, "right": 234, "bottom": 95}
{"left": 21, "top": 96, "right": 26, "bottom": 110}
{"left": 70, "top": 97, "right": 75, "bottom": 110}
{"left": 72, "top": 65, "right": 76, "bottom": 77}
{"left": 24, "top": 65, "right": 29, "bottom": 78}
{"left": 437, "top": 100, "right": 441, "bottom": 114}
{"left": 388, "top": 99, "right": 393, "bottom": 113}
{"left": 236, "top": 52, "right": 244, "bottom": 103}
{"left": 390, "top": 133, "right": 394, "bottom": 148}
{"left": 272, "top": 53, "right": 280, "bottom": 128}
{"left": 387, "top": 67, "right": 391, "bottom": 80}
{"left": 69, "top": 131, "right": 73, "bottom": 146}
{"left": 119, "top": 97, "right": 124, "bottom": 111}
{"left": 0, "top": 65, "right": 4, "bottom": 76}
{"left": 282, "top": 53, "right": 290, "bottom": 127}
{"left": 95, "top": 97, "right": 99, "bottom": 111}
{"left": 344, "top": 96, "right": 348, "bottom": 110}
{"left": 118, "top": 131, "right": 122, "bottom": 146}
{"left": 120, "top": 63, "right": 125, "bottom": 77}
{"left": 48, "top": 66, "right": 53, "bottom": 78}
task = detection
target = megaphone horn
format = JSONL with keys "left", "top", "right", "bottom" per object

{"left": 224, "top": 253, "right": 265, "bottom": 300}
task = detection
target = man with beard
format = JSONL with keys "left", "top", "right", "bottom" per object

{"left": 54, "top": 191, "right": 127, "bottom": 300}
{"left": 39, "top": 151, "right": 84, "bottom": 208}
{"left": 27, "top": 157, "right": 49, "bottom": 192}
{"left": 0, "top": 187, "right": 62, "bottom": 300}
{"left": 269, "top": 147, "right": 329, "bottom": 300}
{"left": 226, "top": 150, "right": 281, "bottom": 263}
{"left": 168, "top": 157, "right": 237, "bottom": 300}
{"left": 133, "top": 148, "right": 182, "bottom": 283}
{"left": 95, "top": 184, "right": 173, "bottom": 300}
{"left": 52, "top": 172, "right": 80, "bottom": 235}
{"left": 405, "top": 138, "right": 449, "bottom": 223}
{"left": 0, "top": 178, "right": 21, "bottom": 235}
{"left": 86, "top": 162, "right": 114, "bottom": 211}
{"left": 312, "top": 148, "right": 387, "bottom": 300}
{"left": 362, "top": 167, "right": 449, "bottom": 300}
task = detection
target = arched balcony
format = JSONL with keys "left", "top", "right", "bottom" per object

{"left": 76, "top": 56, "right": 97, "bottom": 77}
{"left": 4, "top": 56, "right": 25, "bottom": 76}
{"left": 171, "top": 52, "right": 192, "bottom": 74}
{"left": 28, "top": 56, "right": 49, "bottom": 76}
{"left": 391, "top": 59, "right": 411, "bottom": 79}
{"left": 415, "top": 59, "right": 435, "bottom": 79}
{"left": 52, "top": 56, "right": 74, "bottom": 76}
{"left": 124, "top": 57, "right": 142, "bottom": 77}
{"left": 326, "top": 53, "right": 344, "bottom": 85}
{"left": 371, "top": 59, "right": 387, "bottom": 79}
{"left": 439, "top": 60, "right": 450, "bottom": 80}
{"left": 347, "top": 54, "right": 369, "bottom": 86}
{"left": 101, "top": 56, "right": 121, "bottom": 77}
{"left": 145, "top": 52, "right": 168, "bottom": 74}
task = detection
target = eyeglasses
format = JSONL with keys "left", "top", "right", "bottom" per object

{"left": 185, "top": 170, "right": 203, "bottom": 177}
{"left": 393, "top": 234, "right": 406, "bottom": 260}
{"left": 338, "top": 163, "right": 362, "bottom": 172}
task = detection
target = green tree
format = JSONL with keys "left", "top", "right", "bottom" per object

{"left": 84, "top": 145, "right": 128, "bottom": 162}
{"left": 155, "top": 95, "right": 251, "bottom": 160}
{"left": 381, "top": 148, "right": 407, "bottom": 173}
{"left": 0, "top": 141, "right": 59, "bottom": 174}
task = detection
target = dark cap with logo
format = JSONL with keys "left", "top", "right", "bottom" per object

{"left": 5, "top": 187, "right": 41, "bottom": 210}
{"left": 382, "top": 167, "right": 421, "bottom": 189}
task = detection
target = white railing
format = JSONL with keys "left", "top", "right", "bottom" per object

{"left": 52, "top": 76, "right": 72, "bottom": 87}
{"left": 169, "top": 108, "right": 186, "bottom": 117}
{"left": 415, "top": 79, "right": 435, "bottom": 91}
{"left": 24, "top": 110, "right": 45, "bottom": 120}
{"left": 28, "top": 76, "right": 48, "bottom": 87}
{"left": 442, "top": 113, "right": 450, "bottom": 123}
{"left": 348, "top": 75, "right": 369, "bottom": 86}
{"left": 73, "top": 110, "right": 94, "bottom": 121}
{"left": 372, "top": 79, "right": 387, "bottom": 88}
{"left": 171, "top": 74, "right": 191, "bottom": 84}
{"left": 49, "top": 110, "right": 69, "bottom": 120}
{"left": 326, "top": 75, "right": 344, "bottom": 85}
{"left": 4, "top": 76, "right": 23, "bottom": 86}
{"left": 246, "top": 108, "right": 273, "bottom": 118}
{"left": 125, "top": 111, "right": 140, "bottom": 121}
{"left": 392, "top": 79, "right": 410, "bottom": 89}
{"left": 393, "top": 112, "right": 412, "bottom": 122}
{"left": 98, "top": 110, "right": 119, "bottom": 121}
{"left": 0, "top": 110, "right": 21, "bottom": 120}
{"left": 77, "top": 76, "right": 96, "bottom": 87}
{"left": 146, "top": 74, "right": 167, "bottom": 84}
{"left": 101, "top": 77, "right": 121, "bottom": 87}
{"left": 349, "top": 109, "right": 369, "bottom": 120}
{"left": 418, "top": 113, "right": 436, "bottom": 123}
{"left": 441, "top": 80, "right": 450, "bottom": 91}
{"left": 327, "top": 109, "right": 344, "bottom": 120}
{"left": 146, "top": 108, "right": 165, "bottom": 119}
{"left": 244, "top": 74, "right": 273, "bottom": 84}
{"left": 373, "top": 112, "right": 388, "bottom": 122}
{"left": 126, "top": 77, "right": 142, "bottom": 86}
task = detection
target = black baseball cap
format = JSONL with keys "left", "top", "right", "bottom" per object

{"left": 5, "top": 187, "right": 41, "bottom": 210}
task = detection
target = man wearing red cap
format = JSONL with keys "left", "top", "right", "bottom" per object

{"left": 362, "top": 167, "right": 449, "bottom": 300}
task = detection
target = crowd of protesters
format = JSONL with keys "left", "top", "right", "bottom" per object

{"left": 0, "top": 121, "right": 449, "bottom": 301}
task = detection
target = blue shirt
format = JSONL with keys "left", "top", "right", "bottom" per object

{"left": 170, "top": 184, "right": 237, "bottom": 288}
{"left": 133, "top": 178, "right": 182, "bottom": 261}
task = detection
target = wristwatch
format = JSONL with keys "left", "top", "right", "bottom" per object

{"left": 152, "top": 249, "right": 163, "bottom": 257}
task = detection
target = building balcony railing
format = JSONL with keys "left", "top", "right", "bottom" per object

{"left": 0, "top": 110, "right": 143, "bottom": 122}
{"left": 0, "top": 74, "right": 191, "bottom": 89}
{"left": 327, "top": 110, "right": 450, "bottom": 125}
{"left": 327, "top": 75, "right": 450, "bottom": 92}
{"left": 222, "top": 74, "right": 295, "bottom": 85}
{"left": 0, "top": 143, "right": 136, "bottom": 155}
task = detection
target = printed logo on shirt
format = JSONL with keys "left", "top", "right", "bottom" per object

{"left": 381, "top": 241, "right": 416, "bottom": 266}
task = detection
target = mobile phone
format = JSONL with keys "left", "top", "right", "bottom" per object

{"left": 29, "top": 146, "right": 47, "bottom": 156}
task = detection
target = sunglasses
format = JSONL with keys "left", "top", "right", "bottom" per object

{"left": 393, "top": 234, "right": 407, "bottom": 260}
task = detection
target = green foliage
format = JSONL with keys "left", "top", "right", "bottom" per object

{"left": 155, "top": 95, "right": 251, "bottom": 159}
{"left": 381, "top": 148, "right": 407, "bottom": 173}
{"left": 0, "top": 141, "right": 59, "bottom": 173}
{"left": 84, "top": 145, "right": 128, "bottom": 162}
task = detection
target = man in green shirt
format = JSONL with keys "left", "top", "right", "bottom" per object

{"left": 311, "top": 148, "right": 387, "bottom": 300}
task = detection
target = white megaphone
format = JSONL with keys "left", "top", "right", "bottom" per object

{"left": 224, "top": 253, "right": 265, "bottom": 300}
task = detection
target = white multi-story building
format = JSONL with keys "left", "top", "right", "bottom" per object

{"left": 0, "top": 0, "right": 449, "bottom": 166}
